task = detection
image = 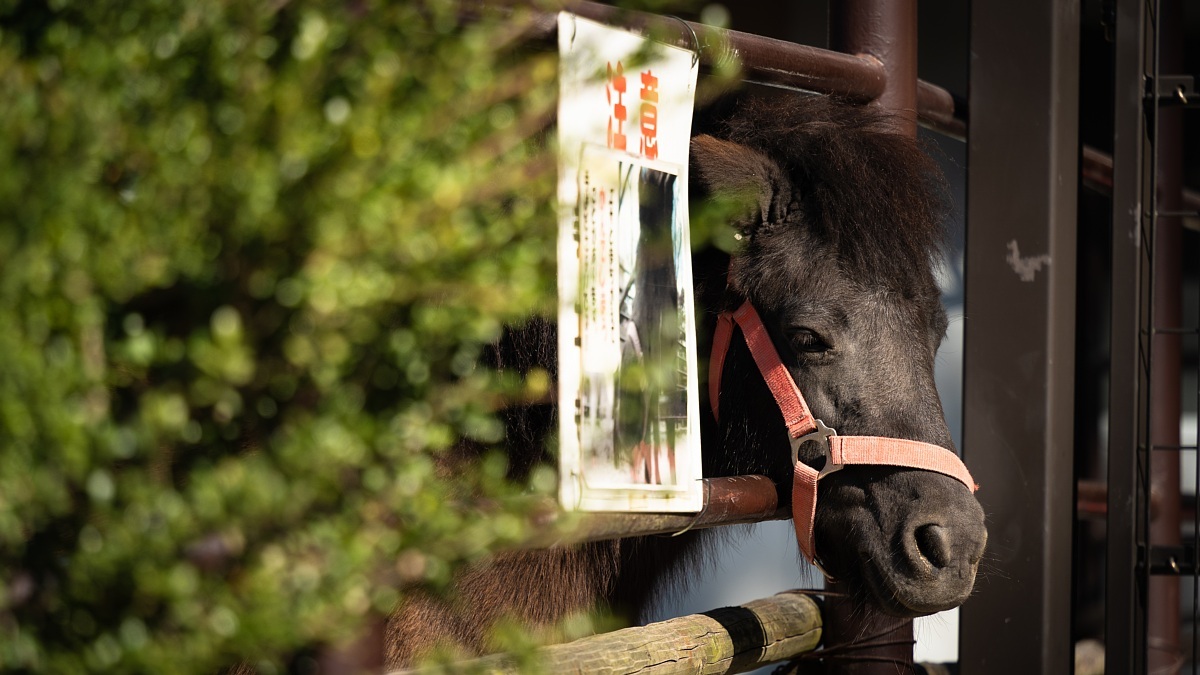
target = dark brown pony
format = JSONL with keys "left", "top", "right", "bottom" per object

{"left": 387, "top": 94, "right": 987, "bottom": 666}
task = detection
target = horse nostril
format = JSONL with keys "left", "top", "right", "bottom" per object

{"left": 914, "top": 524, "right": 952, "bottom": 569}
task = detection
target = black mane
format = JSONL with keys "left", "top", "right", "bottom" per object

{"left": 710, "top": 94, "right": 951, "bottom": 293}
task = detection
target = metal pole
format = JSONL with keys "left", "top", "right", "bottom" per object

{"left": 959, "top": 0, "right": 1079, "bottom": 672}
{"left": 523, "top": 475, "right": 785, "bottom": 548}
{"left": 507, "top": 0, "right": 971, "bottom": 139}
{"left": 526, "top": 0, "right": 887, "bottom": 103}
{"left": 829, "top": 0, "right": 918, "bottom": 136}
{"left": 1148, "top": 0, "right": 1185, "bottom": 670}
{"left": 1107, "top": 0, "right": 1152, "bottom": 666}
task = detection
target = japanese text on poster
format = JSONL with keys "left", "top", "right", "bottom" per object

{"left": 557, "top": 14, "right": 701, "bottom": 512}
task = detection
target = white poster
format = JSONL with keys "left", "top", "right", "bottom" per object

{"left": 557, "top": 13, "right": 702, "bottom": 512}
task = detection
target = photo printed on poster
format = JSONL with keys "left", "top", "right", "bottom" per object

{"left": 557, "top": 14, "right": 701, "bottom": 512}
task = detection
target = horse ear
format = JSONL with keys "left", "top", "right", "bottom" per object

{"left": 690, "top": 134, "right": 795, "bottom": 234}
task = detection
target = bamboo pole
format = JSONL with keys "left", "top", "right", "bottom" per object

{"left": 392, "top": 590, "right": 822, "bottom": 675}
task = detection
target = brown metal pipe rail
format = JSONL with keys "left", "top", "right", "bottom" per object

{"left": 918, "top": 80, "right": 965, "bottom": 140}
{"left": 540, "top": 0, "right": 886, "bottom": 101}
{"left": 1082, "top": 145, "right": 1200, "bottom": 229}
{"left": 831, "top": 0, "right": 918, "bottom": 136}
{"left": 524, "top": 475, "right": 786, "bottom": 549}
{"left": 1078, "top": 478, "right": 1165, "bottom": 520}
{"left": 503, "top": 0, "right": 966, "bottom": 139}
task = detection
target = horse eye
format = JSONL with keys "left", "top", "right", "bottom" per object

{"left": 789, "top": 327, "right": 831, "bottom": 354}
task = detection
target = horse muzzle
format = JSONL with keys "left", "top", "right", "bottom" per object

{"left": 889, "top": 505, "right": 988, "bottom": 614}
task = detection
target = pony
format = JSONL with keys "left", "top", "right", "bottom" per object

{"left": 387, "top": 93, "right": 988, "bottom": 666}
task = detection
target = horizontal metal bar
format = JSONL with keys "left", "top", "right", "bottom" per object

{"left": 1078, "top": 479, "right": 1164, "bottom": 520}
{"left": 917, "top": 80, "right": 966, "bottom": 140}
{"left": 1149, "top": 544, "right": 1200, "bottom": 576}
{"left": 525, "top": 475, "right": 786, "bottom": 548}
{"left": 545, "top": 0, "right": 886, "bottom": 102}
{"left": 1081, "top": 144, "right": 1119, "bottom": 193}
{"left": 1081, "top": 144, "right": 1200, "bottom": 229}
{"left": 491, "top": 0, "right": 968, "bottom": 138}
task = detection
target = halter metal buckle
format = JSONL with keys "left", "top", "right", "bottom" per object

{"left": 790, "top": 418, "right": 843, "bottom": 478}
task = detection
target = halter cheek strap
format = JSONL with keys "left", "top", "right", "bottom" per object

{"left": 709, "top": 301, "right": 979, "bottom": 566}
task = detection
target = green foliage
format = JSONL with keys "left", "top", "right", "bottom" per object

{"left": 0, "top": 0, "right": 566, "bottom": 671}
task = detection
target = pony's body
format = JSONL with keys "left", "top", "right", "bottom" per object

{"left": 388, "top": 95, "right": 987, "bottom": 666}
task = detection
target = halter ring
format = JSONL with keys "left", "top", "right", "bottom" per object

{"left": 791, "top": 418, "right": 843, "bottom": 479}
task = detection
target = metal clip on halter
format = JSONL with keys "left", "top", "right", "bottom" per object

{"left": 791, "top": 418, "right": 843, "bottom": 479}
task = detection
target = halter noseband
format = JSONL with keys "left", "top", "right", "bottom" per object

{"left": 709, "top": 301, "right": 978, "bottom": 568}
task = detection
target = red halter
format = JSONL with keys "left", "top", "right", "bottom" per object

{"left": 709, "top": 301, "right": 978, "bottom": 566}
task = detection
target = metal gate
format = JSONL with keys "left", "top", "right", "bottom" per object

{"left": 1104, "top": 0, "right": 1200, "bottom": 672}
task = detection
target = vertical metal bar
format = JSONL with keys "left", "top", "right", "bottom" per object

{"left": 1148, "top": 0, "right": 1185, "bottom": 671}
{"left": 828, "top": 0, "right": 918, "bottom": 136}
{"left": 959, "top": 0, "right": 1079, "bottom": 672}
{"left": 1193, "top": 177, "right": 1200, "bottom": 669}
{"left": 1106, "top": 0, "right": 1152, "bottom": 670}
{"left": 1194, "top": 219, "right": 1200, "bottom": 672}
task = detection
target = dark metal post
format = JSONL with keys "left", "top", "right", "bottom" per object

{"left": 1147, "top": 0, "right": 1185, "bottom": 670}
{"left": 959, "top": 0, "right": 1079, "bottom": 672}
{"left": 829, "top": 0, "right": 918, "bottom": 136}
{"left": 1106, "top": 0, "right": 1154, "bottom": 670}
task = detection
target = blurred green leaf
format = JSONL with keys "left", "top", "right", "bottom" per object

{"left": 0, "top": 0, "right": 581, "bottom": 671}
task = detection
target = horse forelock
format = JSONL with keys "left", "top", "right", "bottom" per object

{"left": 714, "top": 95, "right": 952, "bottom": 293}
